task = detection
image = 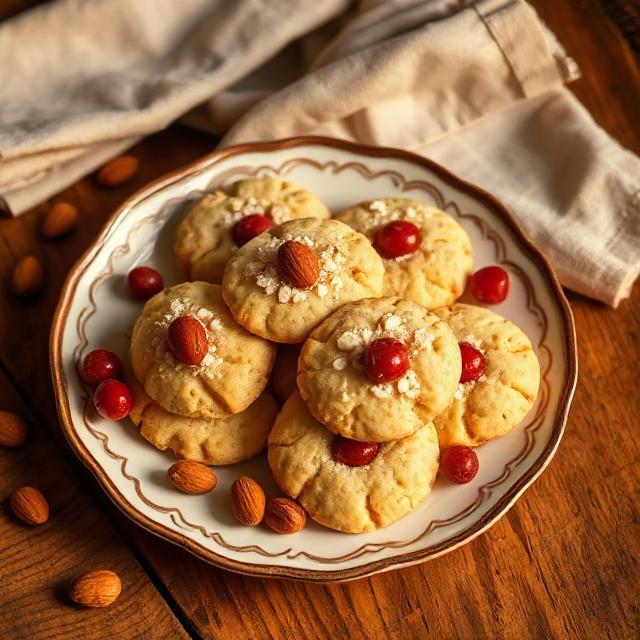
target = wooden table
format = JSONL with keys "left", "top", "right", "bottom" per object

{"left": 1, "top": 2, "right": 638, "bottom": 638}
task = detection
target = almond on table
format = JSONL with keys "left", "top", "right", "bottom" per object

{"left": 97, "top": 155, "right": 139, "bottom": 187}
{"left": 0, "top": 411, "right": 28, "bottom": 447}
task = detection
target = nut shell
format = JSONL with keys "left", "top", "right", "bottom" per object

{"left": 0, "top": 411, "right": 28, "bottom": 447}
{"left": 41, "top": 202, "right": 78, "bottom": 238}
{"left": 97, "top": 155, "right": 139, "bottom": 187}
{"left": 69, "top": 569, "right": 122, "bottom": 608}
{"left": 10, "top": 486, "right": 49, "bottom": 526}
{"left": 264, "top": 497, "right": 306, "bottom": 534}
{"left": 230, "top": 476, "right": 266, "bottom": 526}
{"left": 168, "top": 316, "right": 208, "bottom": 365}
{"left": 167, "top": 460, "right": 217, "bottom": 494}
{"left": 10, "top": 256, "right": 44, "bottom": 297}
{"left": 277, "top": 241, "right": 320, "bottom": 289}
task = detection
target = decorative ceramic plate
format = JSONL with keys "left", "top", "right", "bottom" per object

{"left": 51, "top": 137, "right": 577, "bottom": 582}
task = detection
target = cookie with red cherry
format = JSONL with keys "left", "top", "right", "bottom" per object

{"left": 222, "top": 218, "right": 384, "bottom": 343}
{"left": 130, "top": 281, "right": 275, "bottom": 419}
{"left": 335, "top": 198, "right": 472, "bottom": 309}
{"left": 297, "top": 297, "right": 461, "bottom": 442}
{"left": 174, "top": 178, "right": 330, "bottom": 284}
{"left": 128, "top": 377, "right": 278, "bottom": 465}
{"left": 268, "top": 392, "right": 440, "bottom": 533}
{"left": 433, "top": 303, "right": 540, "bottom": 447}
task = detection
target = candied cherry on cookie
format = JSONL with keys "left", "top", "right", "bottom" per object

{"left": 332, "top": 436, "right": 381, "bottom": 467}
{"left": 374, "top": 220, "right": 421, "bottom": 259}
{"left": 364, "top": 337, "right": 409, "bottom": 383}
{"left": 469, "top": 266, "right": 509, "bottom": 304}
{"left": 93, "top": 379, "right": 133, "bottom": 421}
{"left": 459, "top": 342, "right": 485, "bottom": 383}
{"left": 128, "top": 266, "right": 163, "bottom": 300}
{"left": 440, "top": 445, "right": 479, "bottom": 484}
{"left": 233, "top": 214, "right": 273, "bottom": 246}
{"left": 81, "top": 349, "right": 123, "bottom": 385}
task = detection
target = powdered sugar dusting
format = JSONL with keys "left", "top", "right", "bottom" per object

{"left": 251, "top": 234, "right": 347, "bottom": 304}
{"left": 364, "top": 199, "right": 432, "bottom": 240}
{"left": 223, "top": 196, "right": 293, "bottom": 227}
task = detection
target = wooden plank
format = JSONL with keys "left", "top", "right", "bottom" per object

{"left": 0, "top": 371, "right": 191, "bottom": 640}
{"left": 0, "top": 1, "right": 639, "bottom": 639}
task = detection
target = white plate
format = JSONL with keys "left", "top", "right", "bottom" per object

{"left": 51, "top": 137, "right": 577, "bottom": 582}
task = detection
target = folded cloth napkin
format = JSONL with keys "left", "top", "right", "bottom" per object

{"left": 1, "top": 0, "right": 639, "bottom": 307}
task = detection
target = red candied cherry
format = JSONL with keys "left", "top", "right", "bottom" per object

{"left": 93, "top": 379, "right": 133, "bottom": 421}
{"left": 469, "top": 266, "right": 509, "bottom": 304}
{"left": 81, "top": 349, "right": 123, "bottom": 385}
{"left": 440, "top": 446, "right": 479, "bottom": 484}
{"left": 128, "top": 266, "right": 163, "bottom": 300}
{"left": 459, "top": 342, "right": 485, "bottom": 383}
{"left": 374, "top": 220, "right": 421, "bottom": 259}
{"left": 233, "top": 214, "right": 273, "bottom": 246}
{"left": 364, "top": 337, "right": 409, "bottom": 383}
{"left": 332, "top": 436, "right": 381, "bottom": 467}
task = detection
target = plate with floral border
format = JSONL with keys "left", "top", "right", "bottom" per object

{"left": 50, "top": 137, "right": 577, "bottom": 582}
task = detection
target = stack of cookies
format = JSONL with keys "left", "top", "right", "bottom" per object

{"left": 124, "top": 178, "right": 540, "bottom": 534}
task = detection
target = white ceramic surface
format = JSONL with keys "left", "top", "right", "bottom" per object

{"left": 51, "top": 137, "right": 577, "bottom": 582}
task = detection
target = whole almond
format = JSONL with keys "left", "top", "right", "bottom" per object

{"left": 264, "top": 497, "right": 306, "bottom": 534}
{"left": 168, "top": 315, "right": 208, "bottom": 365}
{"left": 69, "top": 569, "right": 122, "bottom": 608}
{"left": 277, "top": 241, "right": 320, "bottom": 289}
{"left": 10, "top": 255, "right": 44, "bottom": 296}
{"left": 41, "top": 202, "right": 78, "bottom": 238}
{"left": 10, "top": 486, "right": 49, "bottom": 526}
{"left": 97, "top": 155, "right": 139, "bottom": 187}
{"left": 167, "top": 460, "right": 217, "bottom": 494}
{"left": 0, "top": 411, "right": 27, "bottom": 447}
{"left": 230, "top": 476, "right": 266, "bottom": 526}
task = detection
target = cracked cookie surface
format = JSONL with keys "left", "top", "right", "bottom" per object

{"left": 297, "top": 297, "right": 461, "bottom": 442}
{"left": 222, "top": 218, "right": 385, "bottom": 343}
{"left": 130, "top": 281, "right": 275, "bottom": 419}
{"left": 335, "top": 198, "right": 472, "bottom": 309}
{"left": 174, "top": 178, "right": 330, "bottom": 284}
{"left": 268, "top": 392, "right": 440, "bottom": 533}
{"left": 129, "top": 378, "right": 277, "bottom": 465}
{"left": 433, "top": 303, "right": 540, "bottom": 447}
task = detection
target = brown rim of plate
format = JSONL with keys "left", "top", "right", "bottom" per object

{"left": 50, "top": 136, "right": 578, "bottom": 583}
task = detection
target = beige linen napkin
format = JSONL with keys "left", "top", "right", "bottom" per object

{"left": 1, "top": 0, "right": 639, "bottom": 307}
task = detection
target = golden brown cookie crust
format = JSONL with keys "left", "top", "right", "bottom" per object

{"left": 129, "top": 378, "right": 278, "bottom": 465}
{"left": 297, "top": 297, "right": 461, "bottom": 442}
{"left": 174, "top": 178, "right": 330, "bottom": 283}
{"left": 433, "top": 303, "right": 540, "bottom": 447}
{"left": 268, "top": 392, "right": 440, "bottom": 533}
{"left": 336, "top": 198, "right": 472, "bottom": 309}
{"left": 130, "top": 281, "right": 275, "bottom": 419}
{"left": 222, "top": 218, "right": 385, "bottom": 343}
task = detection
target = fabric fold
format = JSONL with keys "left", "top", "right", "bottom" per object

{"left": 0, "top": 0, "right": 638, "bottom": 306}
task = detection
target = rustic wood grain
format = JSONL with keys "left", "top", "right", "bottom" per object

{"left": 0, "top": 1, "right": 639, "bottom": 639}
{"left": 0, "top": 370, "right": 190, "bottom": 640}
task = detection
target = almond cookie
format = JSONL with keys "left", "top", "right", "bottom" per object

{"left": 433, "top": 303, "right": 540, "bottom": 447}
{"left": 268, "top": 392, "right": 440, "bottom": 533}
{"left": 222, "top": 218, "right": 385, "bottom": 343}
{"left": 270, "top": 344, "right": 302, "bottom": 403}
{"left": 335, "top": 198, "right": 472, "bottom": 309}
{"left": 131, "top": 281, "right": 275, "bottom": 418}
{"left": 175, "top": 178, "right": 330, "bottom": 283}
{"left": 297, "top": 297, "right": 461, "bottom": 442}
{"left": 129, "top": 379, "right": 278, "bottom": 465}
